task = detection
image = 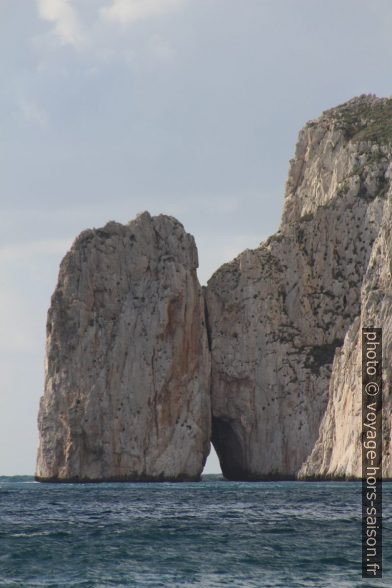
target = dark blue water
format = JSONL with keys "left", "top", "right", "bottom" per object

{"left": 0, "top": 476, "right": 391, "bottom": 587}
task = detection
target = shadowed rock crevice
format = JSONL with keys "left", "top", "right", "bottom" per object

{"left": 202, "top": 287, "right": 212, "bottom": 353}
{"left": 211, "top": 417, "right": 247, "bottom": 481}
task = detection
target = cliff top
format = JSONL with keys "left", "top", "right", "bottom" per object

{"left": 307, "top": 94, "right": 392, "bottom": 144}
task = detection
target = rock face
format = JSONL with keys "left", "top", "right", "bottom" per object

{"left": 36, "top": 212, "right": 211, "bottom": 482}
{"left": 37, "top": 95, "right": 392, "bottom": 483}
{"left": 299, "top": 195, "right": 392, "bottom": 479}
{"left": 206, "top": 95, "right": 392, "bottom": 480}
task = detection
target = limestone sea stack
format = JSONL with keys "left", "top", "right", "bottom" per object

{"left": 36, "top": 95, "right": 392, "bottom": 483}
{"left": 206, "top": 95, "right": 392, "bottom": 480}
{"left": 36, "top": 212, "right": 211, "bottom": 482}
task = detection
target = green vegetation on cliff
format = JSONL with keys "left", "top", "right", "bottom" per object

{"left": 311, "top": 95, "right": 392, "bottom": 144}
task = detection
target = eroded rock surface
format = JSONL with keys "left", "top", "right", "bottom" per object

{"left": 299, "top": 196, "right": 392, "bottom": 479}
{"left": 36, "top": 95, "right": 392, "bottom": 483}
{"left": 36, "top": 212, "right": 211, "bottom": 482}
{"left": 206, "top": 95, "right": 392, "bottom": 479}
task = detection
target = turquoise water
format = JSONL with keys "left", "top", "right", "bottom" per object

{"left": 0, "top": 476, "right": 390, "bottom": 587}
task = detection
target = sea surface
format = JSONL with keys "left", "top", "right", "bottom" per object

{"left": 0, "top": 475, "right": 390, "bottom": 587}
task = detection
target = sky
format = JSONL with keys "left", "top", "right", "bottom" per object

{"left": 1, "top": 0, "right": 392, "bottom": 475}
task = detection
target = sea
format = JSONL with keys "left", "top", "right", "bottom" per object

{"left": 0, "top": 475, "right": 390, "bottom": 587}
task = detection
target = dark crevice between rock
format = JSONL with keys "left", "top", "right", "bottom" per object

{"left": 304, "top": 338, "right": 344, "bottom": 374}
{"left": 203, "top": 287, "right": 212, "bottom": 352}
{"left": 203, "top": 288, "right": 215, "bottom": 477}
{"left": 211, "top": 417, "right": 297, "bottom": 481}
{"left": 211, "top": 417, "right": 245, "bottom": 480}
{"left": 211, "top": 417, "right": 259, "bottom": 481}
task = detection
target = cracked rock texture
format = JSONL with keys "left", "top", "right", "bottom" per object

{"left": 207, "top": 95, "right": 392, "bottom": 480}
{"left": 36, "top": 212, "right": 211, "bottom": 482}
{"left": 299, "top": 195, "right": 392, "bottom": 479}
{"left": 36, "top": 95, "right": 392, "bottom": 483}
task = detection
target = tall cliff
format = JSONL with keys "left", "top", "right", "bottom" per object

{"left": 299, "top": 195, "right": 392, "bottom": 479}
{"left": 206, "top": 95, "right": 392, "bottom": 480}
{"left": 36, "top": 95, "right": 392, "bottom": 482}
{"left": 36, "top": 212, "right": 211, "bottom": 482}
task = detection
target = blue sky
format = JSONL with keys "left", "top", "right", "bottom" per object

{"left": 1, "top": 0, "right": 392, "bottom": 475}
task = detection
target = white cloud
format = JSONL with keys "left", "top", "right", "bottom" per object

{"left": 33, "top": 0, "right": 184, "bottom": 62}
{"left": 100, "top": 0, "right": 186, "bottom": 25}
{"left": 36, "top": 0, "right": 84, "bottom": 47}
